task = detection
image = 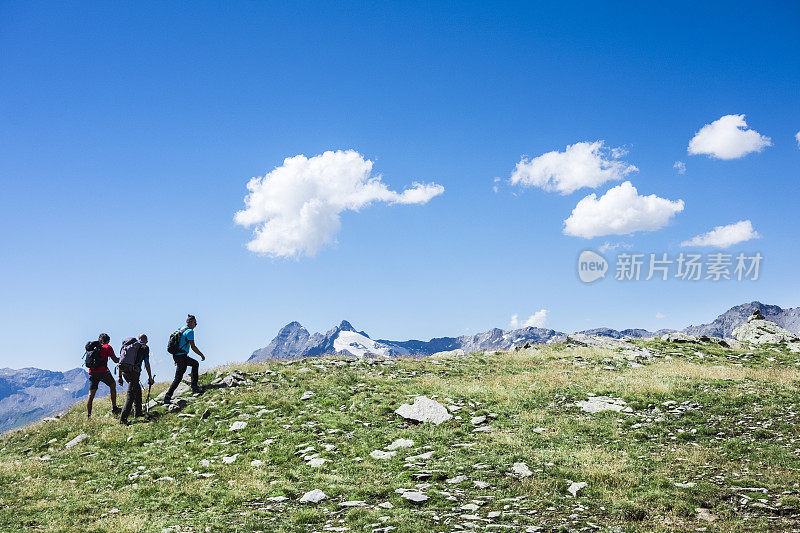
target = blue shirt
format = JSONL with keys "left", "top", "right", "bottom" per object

{"left": 178, "top": 327, "right": 194, "bottom": 356}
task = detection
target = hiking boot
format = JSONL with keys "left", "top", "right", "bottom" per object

{"left": 162, "top": 396, "right": 172, "bottom": 405}
{"left": 191, "top": 386, "right": 202, "bottom": 395}
{"left": 120, "top": 419, "right": 130, "bottom": 426}
{"left": 112, "top": 407, "right": 121, "bottom": 415}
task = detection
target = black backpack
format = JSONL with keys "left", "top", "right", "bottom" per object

{"left": 84, "top": 341, "right": 103, "bottom": 369}
{"left": 119, "top": 337, "right": 147, "bottom": 368}
{"left": 167, "top": 327, "right": 185, "bottom": 356}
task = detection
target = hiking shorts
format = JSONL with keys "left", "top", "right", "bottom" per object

{"left": 89, "top": 371, "right": 115, "bottom": 391}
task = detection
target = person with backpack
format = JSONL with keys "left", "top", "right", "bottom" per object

{"left": 85, "top": 333, "right": 121, "bottom": 418}
{"left": 163, "top": 314, "right": 205, "bottom": 404}
{"left": 117, "top": 334, "right": 155, "bottom": 425}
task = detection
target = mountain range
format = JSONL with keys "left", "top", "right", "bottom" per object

{"left": 249, "top": 301, "right": 800, "bottom": 361}
{"left": 0, "top": 368, "right": 98, "bottom": 433}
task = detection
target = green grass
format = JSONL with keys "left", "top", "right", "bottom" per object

{"left": 3, "top": 340, "right": 800, "bottom": 531}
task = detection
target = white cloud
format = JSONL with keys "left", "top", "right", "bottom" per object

{"left": 509, "top": 141, "right": 638, "bottom": 195}
{"left": 509, "top": 310, "right": 549, "bottom": 329}
{"left": 234, "top": 150, "right": 444, "bottom": 257}
{"left": 796, "top": 131, "right": 800, "bottom": 148}
{"left": 563, "top": 181, "right": 684, "bottom": 239}
{"left": 655, "top": 312, "right": 666, "bottom": 319}
{"left": 673, "top": 161, "right": 686, "bottom": 174}
{"left": 492, "top": 177, "right": 501, "bottom": 193}
{"left": 687, "top": 114, "right": 771, "bottom": 160}
{"left": 680, "top": 220, "right": 760, "bottom": 248}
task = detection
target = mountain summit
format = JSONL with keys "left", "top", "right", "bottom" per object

{"left": 683, "top": 301, "right": 800, "bottom": 338}
{"left": 249, "top": 321, "right": 566, "bottom": 361}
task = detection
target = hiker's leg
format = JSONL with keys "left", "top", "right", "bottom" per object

{"left": 187, "top": 357, "right": 199, "bottom": 389}
{"left": 87, "top": 387, "right": 96, "bottom": 417}
{"left": 133, "top": 378, "right": 143, "bottom": 417}
{"left": 120, "top": 372, "right": 135, "bottom": 422}
{"left": 110, "top": 378, "right": 118, "bottom": 409}
{"left": 165, "top": 357, "right": 187, "bottom": 399}
{"left": 87, "top": 373, "right": 99, "bottom": 417}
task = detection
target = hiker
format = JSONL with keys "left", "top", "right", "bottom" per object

{"left": 163, "top": 314, "right": 205, "bottom": 403}
{"left": 86, "top": 333, "right": 121, "bottom": 418}
{"left": 118, "top": 334, "right": 155, "bottom": 425}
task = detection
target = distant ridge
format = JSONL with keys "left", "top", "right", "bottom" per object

{"left": 683, "top": 301, "right": 800, "bottom": 338}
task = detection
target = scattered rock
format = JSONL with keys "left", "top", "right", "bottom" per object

{"left": 696, "top": 507, "right": 717, "bottom": 522}
{"left": 338, "top": 500, "right": 366, "bottom": 507}
{"left": 470, "top": 416, "right": 487, "bottom": 425}
{"left": 250, "top": 459, "right": 264, "bottom": 467}
{"left": 229, "top": 421, "right": 247, "bottom": 431}
{"left": 386, "top": 438, "right": 414, "bottom": 450}
{"left": 661, "top": 332, "right": 698, "bottom": 343}
{"left": 400, "top": 491, "right": 429, "bottom": 503}
{"left": 567, "top": 481, "right": 586, "bottom": 497}
{"left": 575, "top": 396, "right": 631, "bottom": 413}
{"left": 733, "top": 315, "right": 800, "bottom": 345}
{"left": 300, "top": 391, "right": 314, "bottom": 401}
{"left": 370, "top": 450, "right": 397, "bottom": 460}
{"left": 299, "top": 489, "right": 327, "bottom": 504}
{"left": 64, "top": 433, "right": 88, "bottom": 449}
{"left": 306, "top": 458, "right": 327, "bottom": 467}
{"left": 222, "top": 454, "right": 238, "bottom": 464}
{"left": 395, "top": 396, "right": 453, "bottom": 425}
{"left": 511, "top": 462, "right": 533, "bottom": 478}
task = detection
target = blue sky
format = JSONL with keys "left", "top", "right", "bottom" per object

{"left": 1, "top": 1, "right": 799, "bottom": 375}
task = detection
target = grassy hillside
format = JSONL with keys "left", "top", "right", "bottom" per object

{"left": 3, "top": 340, "right": 800, "bottom": 532}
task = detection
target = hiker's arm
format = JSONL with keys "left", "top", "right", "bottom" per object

{"left": 145, "top": 361, "right": 154, "bottom": 384}
{"left": 189, "top": 340, "right": 205, "bottom": 361}
{"left": 110, "top": 353, "right": 120, "bottom": 364}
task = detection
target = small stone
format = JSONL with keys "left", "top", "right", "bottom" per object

{"left": 338, "top": 500, "right": 366, "bottom": 507}
{"left": 267, "top": 496, "right": 288, "bottom": 502}
{"left": 65, "top": 434, "right": 88, "bottom": 449}
{"left": 229, "top": 421, "right": 247, "bottom": 431}
{"left": 222, "top": 454, "right": 238, "bottom": 464}
{"left": 447, "top": 475, "right": 467, "bottom": 484}
{"left": 395, "top": 396, "right": 453, "bottom": 425}
{"left": 487, "top": 511, "right": 501, "bottom": 518}
{"left": 567, "top": 481, "right": 586, "bottom": 497}
{"left": 378, "top": 501, "right": 394, "bottom": 509}
{"left": 250, "top": 459, "right": 264, "bottom": 467}
{"left": 306, "top": 457, "right": 327, "bottom": 467}
{"left": 696, "top": 507, "right": 717, "bottom": 522}
{"left": 532, "top": 427, "right": 547, "bottom": 434}
{"left": 511, "top": 462, "right": 533, "bottom": 478}
{"left": 386, "top": 438, "right": 414, "bottom": 450}
{"left": 406, "top": 451, "right": 434, "bottom": 461}
{"left": 299, "top": 489, "right": 327, "bottom": 504}
{"left": 198, "top": 459, "right": 210, "bottom": 467}
{"left": 370, "top": 450, "right": 397, "bottom": 460}
{"left": 473, "top": 480, "right": 490, "bottom": 489}
{"left": 300, "top": 391, "right": 314, "bottom": 401}
{"left": 470, "top": 416, "right": 487, "bottom": 425}
{"left": 401, "top": 491, "right": 429, "bottom": 503}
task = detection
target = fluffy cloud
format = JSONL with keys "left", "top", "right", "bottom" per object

{"left": 796, "top": 131, "right": 800, "bottom": 148}
{"left": 688, "top": 114, "right": 771, "bottom": 160}
{"left": 509, "top": 310, "right": 549, "bottom": 329}
{"left": 510, "top": 141, "right": 638, "bottom": 194}
{"left": 234, "top": 150, "right": 444, "bottom": 257}
{"left": 680, "top": 220, "right": 760, "bottom": 248}
{"left": 655, "top": 312, "right": 666, "bottom": 319}
{"left": 563, "top": 181, "right": 684, "bottom": 239}
{"left": 598, "top": 242, "right": 632, "bottom": 253}
{"left": 673, "top": 161, "right": 686, "bottom": 174}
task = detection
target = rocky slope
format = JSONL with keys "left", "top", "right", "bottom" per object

{"left": 0, "top": 367, "right": 96, "bottom": 433}
{"left": 5, "top": 338, "right": 800, "bottom": 531}
{"left": 683, "top": 301, "right": 800, "bottom": 338}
